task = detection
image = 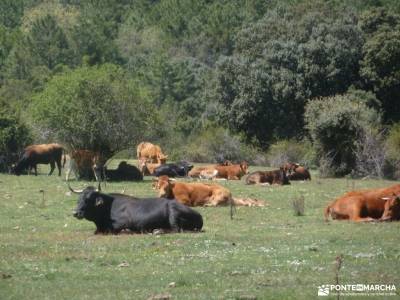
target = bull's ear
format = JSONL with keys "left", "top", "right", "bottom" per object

{"left": 95, "top": 197, "right": 104, "bottom": 206}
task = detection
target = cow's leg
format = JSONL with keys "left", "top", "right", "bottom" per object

{"left": 348, "top": 203, "right": 377, "bottom": 222}
{"left": 66, "top": 166, "right": 71, "bottom": 182}
{"left": 56, "top": 159, "right": 62, "bottom": 176}
{"left": 48, "top": 161, "right": 55, "bottom": 175}
{"left": 168, "top": 205, "right": 182, "bottom": 232}
{"left": 353, "top": 217, "right": 377, "bottom": 222}
{"left": 33, "top": 164, "right": 38, "bottom": 176}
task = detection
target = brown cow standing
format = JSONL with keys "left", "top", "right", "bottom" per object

{"left": 154, "top": 175, "right": 265, "bottom": 208}
{"left": 13, "top": 143, "right": 65, "bottom": 176}
{"left": 324, "top": 184, "right": 400, "bottom": 222}
{"left": 66, "top": 150, "right": 106, "bottom": 181}
{"left": 246, "top": 168, "right": 290, "bottom": 185}
{"left": 137, "top": 142, "right": 167, "bottom": 164}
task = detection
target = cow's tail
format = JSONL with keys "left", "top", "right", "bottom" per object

{"left": 324, "top": 205, "right": 331, "bottom": 222}
{"left": 230, "top": 196, "right": 235, "bottom": 220}
{"left": 62, "top": 148, "right": 66, "bottom": 168}
{"left": 232, "top": 197, "right": 265, "bottom": 207}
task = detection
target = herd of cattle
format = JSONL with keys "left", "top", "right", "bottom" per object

{"left": 7, "top": 142, "right": 400, "bottom": 234}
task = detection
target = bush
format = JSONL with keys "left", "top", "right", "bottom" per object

{"left": 384, "top": 123, "right": 400, "bottom": 179}
{"left": 266, "top": 139, "right": 316, "bottom": 168}
{"left": 353, "top": 128, "right": 387, "bottom": 178}
{"left": 305, "top": 94, "right": 381, "bottom": 177}
{"left": 0, "top": 113, "right": 31, "bottom": 172}
{"left": 174, "top": 127, "right": 264, "bottom": 164}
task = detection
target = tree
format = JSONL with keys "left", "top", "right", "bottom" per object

{"left": 0, "top": 0, "right": 24, "bottom": 29}
{"left": 360, "top": 12, "right": 400, "bottom": 122}
{"left": 212, "top": 5, "right": 363, "bottom": 147}
{"left": 30, "top": 64, "right": 158, "bottom": 160}
{"left": 26, "top": 14, "right": 71, "bottom": 70}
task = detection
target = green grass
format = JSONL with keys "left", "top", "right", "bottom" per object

{"left": 0, "top": 162, "right": 399, "bottom": 299}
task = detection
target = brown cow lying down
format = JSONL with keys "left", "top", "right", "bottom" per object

{"left": 288, "top": 166, "right": 311, "bottom": 180}
{"left": 214, "top": 161, "right": 249, "bottom": 180}
{"left": 246, "top": 168, "right": 290, "bottom": 185}
{"left": 188, "top": 166, "right": 207, "bottom": 178}
{"left": 154, "top": 175, "right": 265, "bottom": 207}
{"left": 324, "top": 184, "right": 400, "bottom": 222}
{"left": 284, "top": 163, "right": 311, "bottom": 181}
{"left": 188, "top": 161, "right": 248, "bottom": 180}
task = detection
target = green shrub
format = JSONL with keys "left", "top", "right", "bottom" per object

{"left": 305, "top": 94, "right": 381, "bottom": 177}
{"left": 384, "top": 123, "right": 400, "bottom": 179}
{"left": 174, "top": 127, "right": 264, "bottom": 164}
{"left": 0, "top": 113, "right": 31, "bottom": 172}
{"left": 266, "top": 139, "right": 316, "bottom": 168}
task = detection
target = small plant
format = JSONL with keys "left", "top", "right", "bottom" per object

{"left": 334, "top": 254, "right": 344, "bottom": 300}
{"left": 292, "top": 195, "right": 305, "bottom": 216}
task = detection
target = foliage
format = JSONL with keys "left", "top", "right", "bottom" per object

{"left": 30, "top": 64, "right": 157, "bottom": 159}
{"left": 305, "top": 94, "right": 381, "bottom": 177}
{"left": 0, "top": 111, "right": 31, "bottom": 172}
{"left": 384, "top": 123, "right": 400, "bottom": 179}
{"left": 176, "top": 126, "right": 263, "bottom": 164}
{"left": 0, "top": 1, "right": 400, "bottom": 172}
{"left": 0, "top": 0, "right": 24, "bottom": 28}
{"left": 353, "top": 128, "right": 387, "bottom": 178}
{"left": 360, "top": 16, "right": 400, "bottom": 122}
{"left": 266, "top": 139, "right": 316, "bottom": 168}
{"left": 212, "top": 5, "right": 363, "bottom": 146}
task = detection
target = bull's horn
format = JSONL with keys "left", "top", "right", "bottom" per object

{"left": 67, "top": 182, "right": 84, "bottom": 194}
{"left": 381, "top": 197, "right": 391, "bottom": 201}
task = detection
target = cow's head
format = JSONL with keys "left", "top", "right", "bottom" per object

{"left": 283, "top": 162, "right": 299, "bottom": 175}
{"left": 154, "top": 175, "right": 174, "bottom": 198}
{"left": 240, "top": 161, "right": 249, "bottom": 175}
{"left": 381, "top": 195, "right": 400, "bottom": 221}
{"left": 69, "top": 183, "right": 103, "bottom": 220}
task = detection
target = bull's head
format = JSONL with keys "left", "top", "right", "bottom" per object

{"left": 381, "top": 194, "right": 400, "bottom": 221}
{"left": 71, "top": 185, "right": 104, "bottom": 220}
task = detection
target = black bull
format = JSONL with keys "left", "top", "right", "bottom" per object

{"left": 153, "top": 161, "right": 193, "bottom": 177}
{"left": 70, "top": 186, "right": 203, "bottom": 234}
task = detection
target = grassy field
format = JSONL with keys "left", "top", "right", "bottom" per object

{"left": 0, "top": 161, "right": 399, "bottom": 300}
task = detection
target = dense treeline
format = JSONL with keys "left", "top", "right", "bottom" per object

{"left": 1, "top": 0, "right": 400, "bottom": 177}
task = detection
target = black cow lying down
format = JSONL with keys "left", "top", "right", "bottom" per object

{"left": 153, "top": 161, "right": 194, "bottom": 177}
{"left": 69, "top": 185, "right": 203, "bottom": 234}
